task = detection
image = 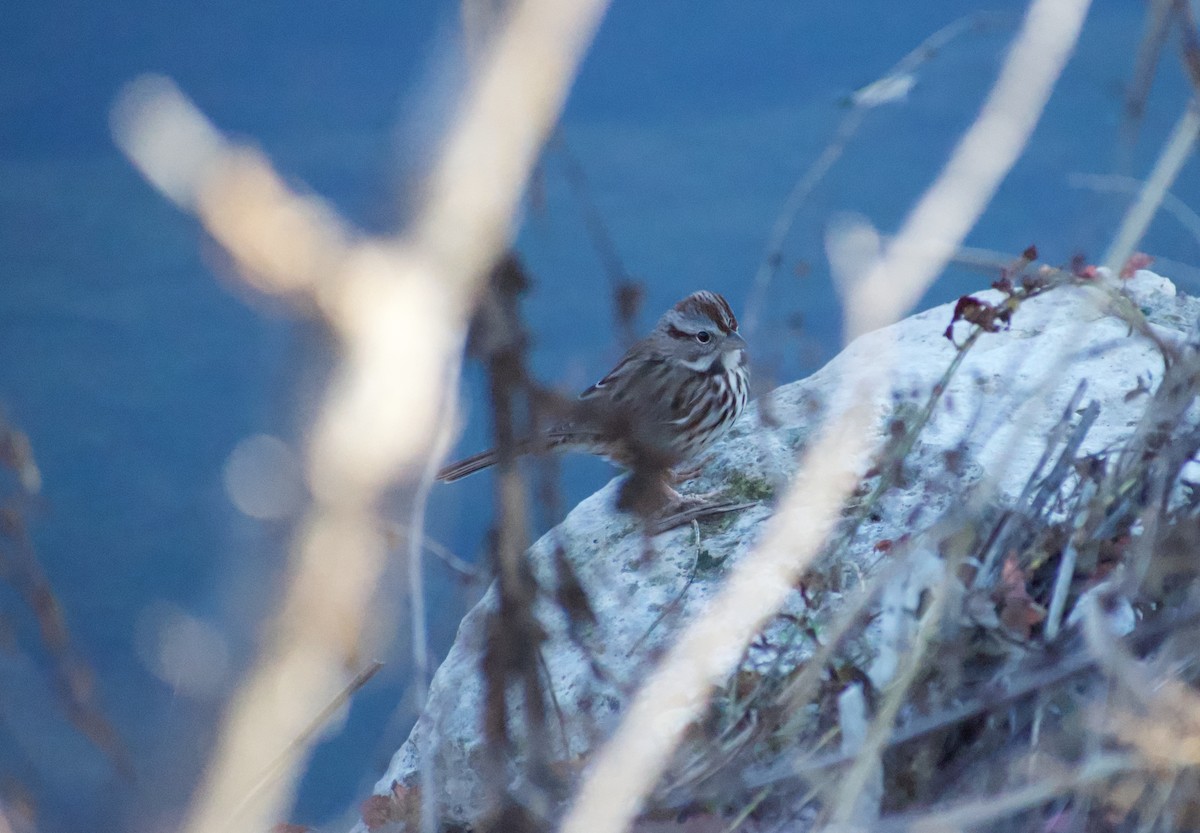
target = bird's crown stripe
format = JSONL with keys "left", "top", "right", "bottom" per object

{"left": 675, "top": 291, "right": 738, "bottom": 335}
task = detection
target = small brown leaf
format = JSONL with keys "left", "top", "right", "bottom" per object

{"left": 996, "top": 556, "right": 1045, "bottom": 639}
{"left": 1121, "top": 251, "right": 1154, "bottom": 279}
{"left": 361, "top": 794, "right": 397, "bottom": 830}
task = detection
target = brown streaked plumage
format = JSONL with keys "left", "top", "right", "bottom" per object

{"left": 438, "top": 290, "right": 749, "bottom": 482}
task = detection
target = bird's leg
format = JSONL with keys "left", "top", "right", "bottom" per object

{"left": 620, "top": 465, "right": 756, "bottom": 535}
{"left": 647, "top": 494, "right": 756, "bottom": 535}
{"left": 620, "top": 467, "right": 715, "bottom": 514}
{"left": 666, "top": 454, "right": 715, "bottom": 486}
{"left": 669, "top": 454, "right": 740, "bottom": 508}
{"left": 644, "top": 469, "right": 756, "bottom": 535}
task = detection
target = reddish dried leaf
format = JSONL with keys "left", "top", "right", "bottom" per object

{"left": 996, "top": 556, "right": 1045, "bottom": 639}
{"left": 1000, "top": 596, "right": 1046, "bottom": 638}
{"left": 999, "top": 556, "right": 1026, "bottom": 598}
{"left": 1020, "top": 268, "right": 1052, "bottom": 292}
{"left": 361, "top": 794, "right": 397, "bottom": 830}
{"left": 547, "top": 755, "right": 589, "bottom": 781}
{"left": 945, "top": 294, "right": 1012, "bottom": 342}
{"left": 1120, "top": 252, "right": 1154, "bottom": 279}
{"left": 1068, "top": 253, "right": 1089, "bottom": 277}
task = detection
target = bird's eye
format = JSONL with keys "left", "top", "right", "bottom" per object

{"left": 695, "top": 330, "right": 711, "bottom": 344}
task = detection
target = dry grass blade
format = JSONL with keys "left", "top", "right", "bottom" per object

{"left": 560, "top": 3, "right": 1091, "bottom": 831}
{"left": 728, "top": 605, "right": 1200, "bottom": 802}
{"left": 109, "top": 1, "right": 610, "bottom": 832}
{"left": 874, "top": 754, "right": 1137, "bottom": 832}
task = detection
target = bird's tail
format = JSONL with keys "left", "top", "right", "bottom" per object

{"left": 436, "top": 449, "right": 501, "bottom": 482}
{"left": 437, "top": 429, "right": 595, "bottom": 483}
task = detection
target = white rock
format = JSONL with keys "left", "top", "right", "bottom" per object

{"left": 357, "top": 270, "right": 1196, "bottom": 831}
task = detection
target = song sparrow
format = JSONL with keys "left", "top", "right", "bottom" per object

{"left": 438, "top": 290, "right": 749, "bottom": 484}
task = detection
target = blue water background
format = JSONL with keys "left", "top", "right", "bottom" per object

{"left": 2, "top": 1, "right": 1199, "bottom": 830}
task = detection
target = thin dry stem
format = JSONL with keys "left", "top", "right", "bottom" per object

{"left": 1123, "top": 0, "right": 1175, "bottom": 148}
{"left": 875, "top": 754, "right": 1137, "bottom": 832}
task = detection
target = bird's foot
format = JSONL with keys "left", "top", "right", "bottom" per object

{"left": 646, "top": 491, "right": 757, "bottom": 535}
{"left": 666, "top": 455, "right": 715, "bottom": 485}
{"left": 619, "top": 466, "right": 756, "bottom": 534}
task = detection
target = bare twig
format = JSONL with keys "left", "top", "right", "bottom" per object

{"left": 1174, "top": 0, "right": 1200, "bottom": 96}
{"left": 1122, "top": 0, "right": 1176, "bottom": 152}
{"left": 0, "top": 420, "right": 132, "bottom": 780}
{"left": 645, "top": 499, "right": 759, "bottom": 536}
{"left": 548, "top": 132, "right": 642, "bottom": 346}
{"left": 405, "top": 527, "right": 483, "bottom": 583}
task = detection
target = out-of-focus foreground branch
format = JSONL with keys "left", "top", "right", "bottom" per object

{"left": 109, "top": 1, "right": 609, "bottom": 832}
{"left": 0, "top": 419, "right": 132, "bottom": 782}
{"left": 560, "top": 0, "right": 1092, "bottom": 831}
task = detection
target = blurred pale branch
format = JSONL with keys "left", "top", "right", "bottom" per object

{"left": 561, "top": 0, "right": 1093, "bottom": 830}
{"left": 1101, "top": 101, "right": 1200, "bottom": 276}
{"left": 1068, "top": 172, "right": 1200, "bottom": 249}
{"left": 110, "top": 1, "right": 609, "bottom": 831}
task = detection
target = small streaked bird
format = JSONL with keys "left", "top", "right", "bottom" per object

{"left": 438, "top": 291, "right": 749, "bottom": 486}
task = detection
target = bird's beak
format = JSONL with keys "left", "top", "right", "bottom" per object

{"left": 727, "top": 331, "right": 747, "bottom": 349}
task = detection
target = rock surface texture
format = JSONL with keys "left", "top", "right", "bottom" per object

{"left": 360, "top": 270, "right": 1198, "bottom": 832}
